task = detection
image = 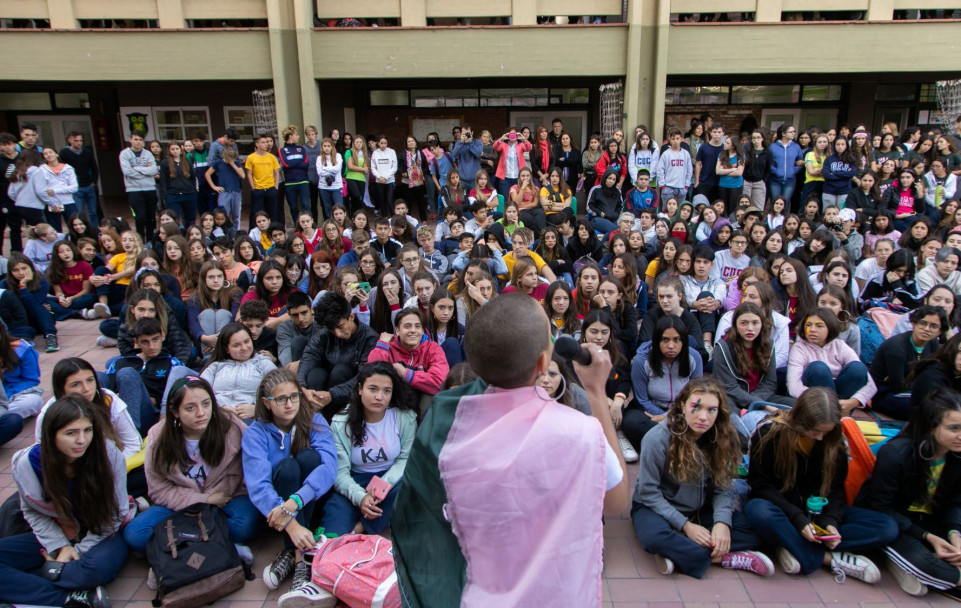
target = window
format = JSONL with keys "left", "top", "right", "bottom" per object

{"left": 550, "top": 88, "right": 590, "bottom": 104}
{"left": 53, "top": 93, "right": 90, "bottom": 110}
{"left": 731, "top": 85, "right": 799, "bottom": 104}
{"left": 875, "top": 84, "right": 916, "bottom": 102}
{"left": 0, "top": 92, "right": 51, "bottom": 111}
{"left": 664, "top": 86, "right": 729, "bottom": 106}
{"left": 370, "top": 90, "right": 410, "bottom": 106}
{"left": 919, "top": 84, "right": 938, "bottom": 103}
{"left": 153, "top": 107, "right": 211, "bottom": 142}
{"left": 411, "top": 89, "right": 478, "bottom": 108}
{"left": 801, "top": 85, "right": 842, "bottom": 102}
{"left": 224, "top": 106, "right": 255, "bottom": 153}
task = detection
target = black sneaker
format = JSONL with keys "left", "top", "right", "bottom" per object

{"left": 263, "top": 549, "right": 296, "bottom": 590}
{"left": 63, "top": 586, "right": 110, "bottom": 608}
{"left": 290, "top": 560, "right": 311, "bottom": 592}
{"left": 45, "top": 334, "right": 59, "bottom": 353}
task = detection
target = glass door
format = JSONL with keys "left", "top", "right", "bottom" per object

{"left": 17, "top": 114, "right": 94, "bottom": 151}
{"left": 760, "top": 109, "right": 801, "bottom": 133}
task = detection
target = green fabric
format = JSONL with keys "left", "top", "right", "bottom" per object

{"left": 392, "top": 378, "right": 487, "bottom": 607}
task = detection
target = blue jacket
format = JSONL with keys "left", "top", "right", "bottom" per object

{"left": 3, "top": 339, "right": 40, "bottom": 396}
{"left": 452, "top": 139, "right": 483, "bottom": 181}
{"left": 821, "top": 155, "right": 857, "bottom": 196}
{"left": 241, "top": 413, "right": 337, "bottom": 515}
{"left": 769, "top": 140, "right": 804, "bottom": 182}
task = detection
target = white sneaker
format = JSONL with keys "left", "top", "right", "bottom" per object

{"left": 93, "top": 302, "right": 110, "bottom": 318}
{"left": 617, "top": 431, "right": 639, "bottom": 463}
{"left": 147, "top": 567, "right": 158, "bottom": 590}
{"left": 830, "top": 551, "right": 880, "bottom": 584}
{"left": 777, "top": 547, "right": 801, "bottom": 575}
{"left": 887, "top": 556, "right": 927, "bottom": 596}
{"left": 278, "top": 582, "right": 337, "bottom": 608}
{"left": 654, "top": 554, "right": 674, "bottom": 575}
{"left": 96, "top": 336, "right": 117, "bottom": 348}
{"left": 81, "top": 308, "right": 99, "bottom": 320}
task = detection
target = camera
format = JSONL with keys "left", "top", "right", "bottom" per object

{"left": 831, "top": 223, "right": 844, "bottom": 232}
{"left": 324, "top": 175, "right": 334, "bottom": 186}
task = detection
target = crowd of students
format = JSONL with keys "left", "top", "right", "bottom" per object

{"left": 1, "top": 114, "right": 961, "bottom": 606}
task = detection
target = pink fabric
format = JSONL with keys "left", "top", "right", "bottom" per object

{"left": 438, "top": 386, "right": 606, "bottom": 607}
{"left": 867, "top": 307, "right": 902, "bottom": 339}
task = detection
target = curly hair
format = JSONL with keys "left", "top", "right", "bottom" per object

{"left": 666, "top": 377, "right": 740, "bottom": 488}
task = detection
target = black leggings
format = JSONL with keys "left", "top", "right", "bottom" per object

{"left": 346, "top": 179, "right": 366, "bottom": 214}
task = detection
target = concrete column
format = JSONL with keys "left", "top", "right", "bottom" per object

{"left": 400, "top": 0, "right": 427, "bottom": 26}
{"left": 45, "top": 0, "right": 77, "bottom": 29}
{"left": 512, "top": 0, "right": 536, "bottom": 25}
{"left": 623, "top": 0, "right": 669, "bottom": 141}
{"left": 293, "top": 0, "right": 320, "bottom": 130}
{"left": 155, "top": 0, "right": 185, "bottom": 29}
{"left": 755, "top": 0, "right": 783, "bottom": 23}
{"left": 266, "top": 0, "right": 303, "bottom": 132}
{"left": 867, "top": 0, "right": 894, "bottom": 21}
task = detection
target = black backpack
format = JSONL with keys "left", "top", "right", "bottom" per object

{"left": 146, "top": 503, "right": 249, "bottom": 608}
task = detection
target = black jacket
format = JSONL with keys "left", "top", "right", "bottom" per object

{"left": 158, "top": 159, "right": 197, "bottom": 197}
{"left": 118, "top": 316, "right": 194, "bottom": 366}
{"left": 638, "top": 307, "right": 708, "bottom": 365}
{"left": 742, "top": 147, "right": 773, "bottom": 183}
{"left": 59, "top": 145, "right": 100, "bottom": 188}
{"left": 846, "top": 188, "right": 884, "bottom": 219}
{"left": 856, "top": 435, "right": 961, "bottom": 540}
{"left": 882, "top": 185, "right": 925, "bottom": 217}
{"left": 297, "top": 321, "right": 378, "bottom": 407}
{"left": 397, "top": 149, "right": 430, "bottom": 185}
{"left": 870, "top": 331, "right": 937, "bottom": 397}
{"left": 909, "top": 359, "right": 961, "bottom": 413}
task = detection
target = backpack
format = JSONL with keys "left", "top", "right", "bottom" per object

{"left": 146, "top": 503, "right": 247, "bottom": 608}
{"left": 856, "top": 314, "right": 885, "bottom": 366}
{"left": 310, "top": 534, "right": 401, "bottom": 608}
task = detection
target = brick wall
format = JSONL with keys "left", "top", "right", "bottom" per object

{"left": 364, "top": 107, "right": 511, "bottom": 147}
{"left": 663, "top": 105, "right": 763, "bottom": 140}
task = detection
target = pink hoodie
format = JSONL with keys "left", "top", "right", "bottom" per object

{"left": 787, "top": 338, "right": 877, "bottom": 405}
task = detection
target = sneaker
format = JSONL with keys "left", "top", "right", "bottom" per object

{"left": 617, "top": 431, "right": 639, "bottom": 463}
{"left": 290, "top": 560, "right": 311, "bottom": 592}
{"left": 654, "top": 554, "right": 674, "bottom": 575}
{"left": 146, "top": 568, "right": 158, "bottom": 591}
{"left": 96, "top": 336, "right": 117, "bottom": 348}
{"left": 63, "top": 586, "right": 110, "bottom": 608}
{"left": 134, "top": 496, "right": 151, "bottom": 514}
{"left": 703, "top": 342, "right": 714, "bottom": 358}
{"left": 45, "top": 334, "right": 59, "bottom": 353}
{"left": 81, "top": 308, "right": 99, "bottom": 320}
{"left": 93, "top": 302, "right": 110, "bottom": 318}
{"left": 278, "top": 582, "right": 337, "bottom": 608}
{"left": 235, "top": 543, "right": 254, "bottom": 567}
{"left": 263, "top": 549, "right": 296, "bottom": 590}
{"left": 887, "top": 556, "right": 927, "bottom": 596}
{"left": 721, "top": 550, "right": 775, "bottom": 576}
{"left": 830, "top": 551, "right": 880, "bottom": 584}
{"left": 777, "top": 547, "right": 801, "bottom": 575}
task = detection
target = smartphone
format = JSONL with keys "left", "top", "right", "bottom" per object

{"left": 366, "top": 476, "right": 392, "bottom": 501}
{"left": 811, "top": 522, "right": 840, "bottom": 541}
{"left": 357, "top": 282, "right": 371, "bottom": 294}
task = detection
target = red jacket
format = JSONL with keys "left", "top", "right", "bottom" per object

{"left": 368, "top": 334, "right": 449, "bottom": 395}
{"left": 593, "top": 151, "right": 627, "bottom": 186}
{"left": 492, "top": 139, "right": 532, "bottom": 180}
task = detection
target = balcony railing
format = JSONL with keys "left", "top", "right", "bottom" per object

{"left": 670, "top": 0, "right": 961, "bottom": 23}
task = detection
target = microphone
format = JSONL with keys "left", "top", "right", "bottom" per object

{"left": 554, "top": 335, "right": 593, "bottom": 366}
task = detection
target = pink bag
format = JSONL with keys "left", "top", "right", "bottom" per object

{"left": 310, "top": 534, "right": 401, "bottom": 608}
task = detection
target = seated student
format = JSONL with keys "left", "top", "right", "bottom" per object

{"left": 455, "top": 267, "right": 497, "bottom": 327}
{"left": 438, "top": 219, "right": 465, "bottom": 257}
{"left": 788, "top": 308, "right": 875, "bottom": 415}
{"left": 265, "top": 223, "right": 288, "bottom": 256}
{"left": 77, "top": 236, "right": 106, "bottom": 272}
{"left": 416, "top": 225, "right": 450, "bottom": 282}
{"left": 242, "top": 368, "right": 336, "bottom": 592}
{"left": 210, "top": 237, "right": 253, "bottom": 292}
{"left": 123, "top": 376, "right": 259, "bottom": 555}
{"left": 200, "top": 323, "right": 277, "bottom": 423}
{"left": 859, "top": 248, "right": 919, "bottom": 311}
{"left": 186, "top": 260, "right": 242, "bottom": 355}
{"left": 234, "top": 236, "right": 264, "bottom": 276}
{"left": 544, "top": 281, "right": 582, "bottom": 342}
{"left": 402, "top": 270, "right": 437, "bottom": 316}
{"left": 909, "top": 333, "right": 961, "bottom": 414}
{"left": 0, "top": 322, "right": 43, "bottom": 421}
{"left": 774, "top": 258, "right": 819, "bottom": 341}
{"left": 712, "top": 303, "right": 795, "bottom": 438}
{"left": 239, "top": 260, "right": 294, "bottom": 331}
{"left": 633, "top": 377, "right": 774, "bottom": 579}
{"left": 248, "top": 211, "right": 273, "bottom": 254}
{"left": 116, "top": 288, "right": 194, "bottom": 367}
{"left": 0, "top": 396, "right": 130, "bottom": 608}
{"left": 47, "top": 240, "right": 103, "bottom": 321}
{"left": 535, "top": 225, "right": 575, "bottom": 287}
{"left": 426, "top": 288, "right": 464, "bottom": 366}
{"left": 710, "top": 230, "right": 750, "bottom": 285}
{"left": 390, "top": 293, "right": 628, "bottom": 607}
{"left": 597, "top": 277, "right": 639, "bottom": 358}
{"left": 623, "top": 315, "right": 703, "bottom": 450}
{"left": 745, "top": 388, "right": 900, "bottom": 583}
{"left": 239, "top": 300, "right": 278, "bottom": 364}
{"left": 502, "top": 256, "right": 549, "bottom": 302}
{"left": 856, "top": 388, "right": 961, "bottom": 599}
{"left": 276, "top": 291, "right": 321, "bottom": 373}
{"left": 106, "top": 317, "right": 186, "bottom": 421}
{"left": 369, "top": 217, "right": 402, "bottom": 266}
{"left": 322, "top": 361, "right": 416, "bottom": 536}
{"left": 368, "top": 307, "right": 449, "bottom": 412}
{"left": 638, "top": 276, "right": 704, "bottom": 352}
{"left": 917, "top": 246, "right": 961, "bottom": 296}
{"left": 335, "top": 227, "right": 370, "bottom": 269}
{"left": 566, "top": 218, "right": 605, "bottom": 264}
{"left": 1, "top": 253, "right": 61, "bottom": 352}
{"left": 89, "top": 228, "right": 142, "bottom": 316}
{"left": 626, "top": 169, "right": 659, "bottom": 218}
{"left": 870, "top": 305, "right": 947, "bottom": 420}
{"left": 463, "top": 201, "right": 494, "bottom": 242}
{"left": 298, "top": 293, "right": 378, "bottom": 421}
{"left": 501, "top": 227, "right": 557, "bottom": 283}
{"left": 680, "top": 246, "right": 728, "bottom": 349}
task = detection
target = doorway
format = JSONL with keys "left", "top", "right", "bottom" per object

{"left": 16, "top": 114, "right": 94, "bottom": 151}
{"left": 509, "top": 110, "right": 588, "bottom": 149}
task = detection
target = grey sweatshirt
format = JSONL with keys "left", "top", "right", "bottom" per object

{"left": 119, "top": 147, "right": 158, "bottom": 192}
{"left": 633, "top": 422, "right": 734, "bottom": 530}
{"left": 655, "top": 147, "right": 693, "bottom": 189}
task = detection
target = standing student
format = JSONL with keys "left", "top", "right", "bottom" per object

{"left": 742, "top": 130, "right": 772, "bottom": 210}
{"left": 38, "top": 147, "right": 78, "bottom": 231}
{"left": 694, "top": 125, "right": 725, "bottom": 201}
{"left": 370, "top": 135, "right": 398, "bottom": 217}
{"left": 745, "top": 388, "right": 899, "bottom": 583}
{"left": 822, "top": 136, "right": 857, "bottom": 209}
{"left": 245, "top": 134, "right": 281, "bottom": 230}
{"left": 322, "top": 362, "right": 415, "bottom": 536}
{"left": 857, "top": 389, "right": 961, "bottom": 598}
{"left": 657, "top": 127, "right": 693, "bottom": 203}
{"left": 633, "top": 378, "right": 775, "bottom": 579}
{"left": 715, "top": 135, "right": 744, "bottom": 214}
{"left": 60, "top": 131, "right": 100, "bottom": 226}
{"left": 122, "top": 376, "right": 260, "bottom": 553}
{"left": 242, "top": 369, "right": 336, "bottom": 591}
{"left": 316, "top": 137, "right": 344, "bottom": 220}
{"left": 279, "top": 125, "right": 310, "bottom": 226}
{"left": 0, "top": 396, "right": 129, "bottom": 608}
{"left": 158, "top": 141, "right": 198, "bottom": 227}
{"left": 119, "top": 130, "right": 159, "bottom": 242}
{"left": 768, "top": 124, "right": 805, "bottom": 207}
{"left": 205, "top": 146, "right": 245, "bottom": 229}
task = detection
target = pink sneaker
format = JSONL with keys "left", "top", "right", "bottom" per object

{"left": 721, "top": 550, "right": 775, "bottom": 576}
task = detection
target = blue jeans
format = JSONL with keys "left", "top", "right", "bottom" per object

{"left": 272, "top": 449, "right": 323, "bottom": 550}
{"left": 744, "top": 499, "right": 898, "bottom": 575}
{"left": 47, "top": 292, "right": 97, "bottom": 321}
{"left": 322, "top": 469, "right": 402, "bottom": 536}
{"left": 123, "top": 496, "right": 261, "bottom": 552}
{"left": 768, "top": 179, "right": 796, "bottom": 211}
{"left": 660, "top": 186, "right": 687, "bottom": 203}
{"left": 284, "top": 182, "right": 310, "bottom": 225}
{"left": 0, "top": 412, "right": 24, "bottom": 447}
{"left": 18, "top": 290, "right": 56, "bottom": 336}
{"left": 589, "top": 215, "right": 618, "bottom": 237}
{"left": 94, "top": 266, "right": 128, "bottom": 314}
{"left": 165, "top": 192, "right": 198, "bottom": 227}
{"left": 98, "top": 369, "right": 155, "bottom": 436}
{"left": 319, "top": 188, "right": 343, "bottom": 221}
{"left": 45, "top": 203, "right": 77, "bottom": 233}
{"left": 497, "top": 177, "right": 517, "bottom": 201}
{"left": 0, "top": 532, "right": 128, "bottom": 606}
{"left": 218, "top": 191, "right": 242, "bottom": 228}
{"left": 801, "top": 360, "right": 869, "bottom": 400}
{"left": 73, "top": 185, "right": 99, "bottom": 226}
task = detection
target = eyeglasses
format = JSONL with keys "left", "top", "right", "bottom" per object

{"left": 916, "top": 320, "right": 942, "bottom": 331}
{"left": 360, "top": 259, "right": 375, "bottom": 266}
{"left": 265, "top": 392, "right": 301, "bottom": 406}
{"left": 401, "top": 257, "right": 419, "bottom": 264}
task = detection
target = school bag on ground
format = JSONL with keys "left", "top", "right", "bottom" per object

{"left": 146, "top": 503, "right": 248, "bottom": 608}
{"left": 310, "top": 534, "right": 401, "bottom": 608}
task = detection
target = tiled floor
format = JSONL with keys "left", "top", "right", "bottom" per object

{"left": 3, "top": 312, "right": 960, "bottom": 607}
